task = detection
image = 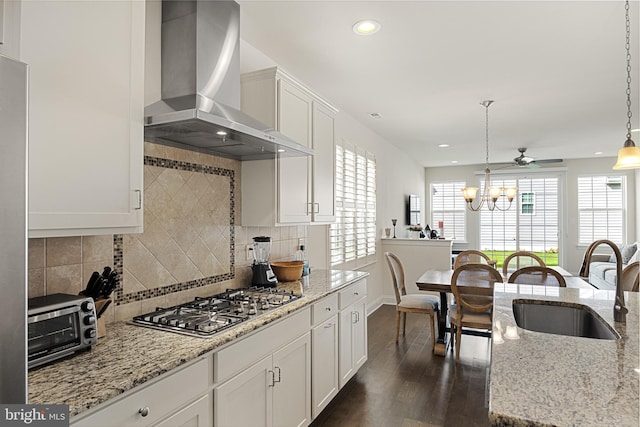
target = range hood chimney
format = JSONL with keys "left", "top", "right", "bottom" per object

{"left": 144, "top": 0, "right": 312, "bottom": 160}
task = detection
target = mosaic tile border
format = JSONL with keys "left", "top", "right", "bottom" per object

{"left": 113, "top": 155, "right": 236, "bottom": 305}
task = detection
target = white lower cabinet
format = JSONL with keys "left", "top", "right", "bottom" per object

{"left": 152, "top": 394, "right": 212, "bottom": 427}
{"left": 338, "top": 280, "right": 368, "bottom": 389}
{"left": 214, "top": 333, "right": 311, "bottom": 427}
{"left": 311, "top": 314, "right": 339, "bottom": 418}
{"left": 70, "top": 358, "right": 211, "bottom": 427}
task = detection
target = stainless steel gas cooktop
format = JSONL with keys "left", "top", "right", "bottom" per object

{"left": 132, "top": 287, "right": 302, "bottom": 338}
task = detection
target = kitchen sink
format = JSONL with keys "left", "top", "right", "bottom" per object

{"left": 512, "top": 299, "right": 620, "bottom": 340}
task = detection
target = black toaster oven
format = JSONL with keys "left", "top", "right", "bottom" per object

{"left": 28, "top": 294, "right": 97, "bottom": 369}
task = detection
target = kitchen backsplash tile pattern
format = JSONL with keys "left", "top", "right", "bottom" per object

{"left": 28, "top": 142, "right": 307, "bottom": 324}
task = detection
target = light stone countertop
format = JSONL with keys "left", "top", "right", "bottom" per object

{"left": 489, "top": 284, "right": 639, "bottom": 426}
{"left": 28, "top": 269, "right": 369, "bottom": 416}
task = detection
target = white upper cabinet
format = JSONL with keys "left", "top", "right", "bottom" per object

{"left": 241, "top": 67, "right": 337, "bottom": 226}
{"left": 311, "top": 102, "right": 336, "bottom": 223}
{"left": 22, "top": 0, "right": 144, "bottom": 237}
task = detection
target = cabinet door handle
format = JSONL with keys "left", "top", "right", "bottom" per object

{"left": 314, "top": 202, "right": 320, "bottom": 213}
{"left": 325, "top": 307, "right": 332, "bottom": 312}
{"left": 354, "top": 291, "right": 359, "bottom": 296}
{"left": 351, "top": 312, "right": 357, "bottom": 324}
{"left": 134, "top": 189, "right": 142, "bottom": 210}
{"left": 268, "top": 369, "right": 276, "bottom": 387}
{"left": 138, "top": 407, "right": 150, "bottom": 417}
{"left": 324, "top": 322, "right": 333, "bottom": 329}
{"left": 274, "top": 366, "right": 281, "bottom": 383}
{"left": 306, "top": 202, "right": 313, "bottom": 215}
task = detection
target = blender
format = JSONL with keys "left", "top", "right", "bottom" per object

{"left": 251, "top": 236, "right": 278, "bottom": 287}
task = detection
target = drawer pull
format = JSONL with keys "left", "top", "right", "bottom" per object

{"left": 324, "top": 323, "right": 333, "bottom": 329}
{"left": 354, "top": 291, "right": 359, "bottom": 296}
{"left": 138, "top": 407, "right": 150, "bottom": 417}
{"left": 325, "top": 307, "right": 332, "bottom": 311}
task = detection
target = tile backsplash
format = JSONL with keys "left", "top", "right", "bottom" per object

{"left": 28, "top": 142, "right": 306, "bottom": 324}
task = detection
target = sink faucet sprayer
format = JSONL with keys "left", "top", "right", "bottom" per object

{"left": 582, "top": 240, "right": 628, "bottom": 323}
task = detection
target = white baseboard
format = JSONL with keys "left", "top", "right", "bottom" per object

{"left": 366, "top": 296, "right": 395, "bottom": 316}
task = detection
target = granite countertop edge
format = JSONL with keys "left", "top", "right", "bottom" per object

{"left": 28, "top": 269, "right": 369, "bottom": 416}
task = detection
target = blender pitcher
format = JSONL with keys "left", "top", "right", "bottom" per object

{"left": 251, "top": 236, "right": 278, "bottom": 287}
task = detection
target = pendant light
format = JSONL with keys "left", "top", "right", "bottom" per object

{"left": 461, "top": 101, "right": 518, "bottom": 211}
{"left": 613, "top": 0, "right": 640, "bottom": 170}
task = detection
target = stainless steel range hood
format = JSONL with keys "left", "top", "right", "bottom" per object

{"left": 144, "top": 0, "right": 312, "bottom": 160}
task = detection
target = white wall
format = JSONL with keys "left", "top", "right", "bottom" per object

{"left": 425, "top": 157, "right": 637, "bottom": 274}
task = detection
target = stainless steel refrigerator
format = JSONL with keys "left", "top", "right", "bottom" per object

{"left": 0, "top": 53, "right": 28, "bottom": 403}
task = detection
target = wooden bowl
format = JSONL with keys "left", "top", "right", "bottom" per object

{"left": 270, "top": 261, "right": 304, "bottom": 282}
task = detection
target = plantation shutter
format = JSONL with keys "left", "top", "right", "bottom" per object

{"left": 577, "top": 176, "right": 625, "bottom": 244}
{"left": 330, "top": 143, "right": 376, "bottom": 268}
{"left": 431, "top": 181, "right": 466, "bottom": 240}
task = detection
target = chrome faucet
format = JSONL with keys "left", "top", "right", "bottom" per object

{"left": 583, "top": 240, "right": 628, "bottom": 323}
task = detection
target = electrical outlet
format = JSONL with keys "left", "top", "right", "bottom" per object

{"left": 298, "top": 238, "right": 305, "bottom": 248}
{"left": 246, "top": 245, "right": 253, "bottom": 260}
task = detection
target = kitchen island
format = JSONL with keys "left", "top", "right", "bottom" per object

{"left": 28, "top": 269, "right": 368, "bottom": 420}
{"left": 489, "top": 284, "right": 639, "bottom": 426}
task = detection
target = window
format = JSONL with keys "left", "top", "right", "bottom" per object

{"left": 330, "top": 142, "right": 376, "bottom": 268}
{"left": 578, "top": 175, "right": 625, "bottom": 245}
{"left": 521, "top": 192, "right": 535, "bottom": 215}
{"left": 431, "top": 181, "right": 466, "bottom": 241}
{"left": 480, "top": 176, "right": 559, "bottom": 266}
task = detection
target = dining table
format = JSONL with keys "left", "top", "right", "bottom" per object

{"left": 416, "top": 266, "right": 594, "bottom": 356}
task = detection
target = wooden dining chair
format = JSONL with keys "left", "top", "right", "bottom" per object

{"left": 450, "top": 263, "right": 503, "bottom": 361}
{"left": 502, "top": 251, "right": 545, "bottom": 277}
{"left": 507, "top": 266, "right": 567, "bottom": 287}
{"left": 384, "top": 252, "right": 440, "bottom": 348}
{"left": 454, "top": 250, "right": 497, "bottom": 270}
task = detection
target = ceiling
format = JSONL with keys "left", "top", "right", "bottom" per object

{"left": 238, "top": 0, "right": 640, "bottom": 168}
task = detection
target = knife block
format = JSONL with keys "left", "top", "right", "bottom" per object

{"left": 93, "top": 298, "right": 111, "bottom": 339}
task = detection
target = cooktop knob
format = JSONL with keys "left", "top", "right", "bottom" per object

{"left": 83, "top": 315, "right": 96, "bottom": 325}
{"left": 85, "top": 328, "right": 96, "bottom": 339}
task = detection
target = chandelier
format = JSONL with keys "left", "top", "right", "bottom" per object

{"left": 613, "top": 0, "right": 640, "bottom": 170}
{"left": 461, "top": 100, "right": 518, "bottom": 211}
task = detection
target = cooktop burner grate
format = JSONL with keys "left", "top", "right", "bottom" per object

{"left": 132, "top": 287, "right": 302, "bottom": 337}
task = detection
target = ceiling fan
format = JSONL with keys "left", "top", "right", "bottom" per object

{"left": 511, "top": 147, "right": 563, "bottom": 168}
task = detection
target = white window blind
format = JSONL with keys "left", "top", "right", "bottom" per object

{"left": 480, "top": 176, "right": 559, "bottom": 265}
{"left": 330, "top": 143, "right": 376, "bottom": 268}
{"left": 577, "top": 175, "right": 625, "bottom": 245}
{"left": 431, "top": 181, "right": 466, "bottom": 241}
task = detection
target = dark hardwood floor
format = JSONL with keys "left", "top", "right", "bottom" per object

{"left": 310, "top": 304, "right": 492, "bottom": 427}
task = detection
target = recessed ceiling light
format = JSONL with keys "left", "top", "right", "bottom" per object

{"left": 438, "top": 144, "right": 450, "bottom": 148}
{"left": 277, "top": 149, "right": 286, "bottom": 153}
{"left": 353, "top": 20, "right": 381, "bottom": 35}
{"left": 632, "top": 128, "right": 640, "bottom": 132}
{"left": 594, "top": 151, "right": 604, "bottom": 155}
{"left": 216, "top": 131, "right": 227, "bottom": 136}
{"left": 451, "top": 160, "right": 458, "bottom": 164}
{"left": 368, "top": 112, "right": 382, "bottom": 119}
